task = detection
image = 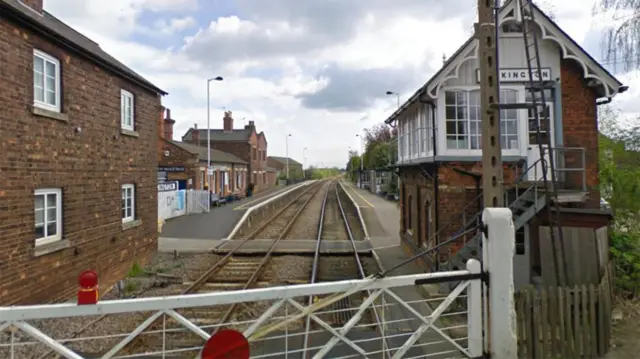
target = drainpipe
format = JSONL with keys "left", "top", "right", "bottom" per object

{"left": 419, "top": 92, "right": 441, "bottom": 270}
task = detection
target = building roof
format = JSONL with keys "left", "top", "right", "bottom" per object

{"left": 384, "top": 0, "right": 626, "bottom": 124}
{"left": 183, "top": 128, "right": 253, "bottom": 142}
{"left": 0, "top": 0, "right": 166, "bottom": 95}
{"left": 168, "top": 140, "right": 247, "bottom": 165}
{"left": 268, "top": 156, "right": 302, "bottom": 167}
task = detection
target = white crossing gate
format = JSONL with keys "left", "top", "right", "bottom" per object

{"left": 0, "top": 208, "right": 517, "bottom": 358}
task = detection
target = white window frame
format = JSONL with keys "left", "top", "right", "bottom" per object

{"left": 421, "top": 104, "right": 434, "bottom": 157}
{"left": 397, "top": 118, "right": 404, "bottom": 163}
{"left": 34, "top": 188, "right": 63, "bottom": 246}
{"left": 120, "top": 89, "right": 135, "bottom": 131}
{"left": 437, "top": 85, "right": 525, "bottom": 156}
{"left": 411, "top": 108, "right": 420, "bottom": 159}
{"left": 33, "top": 50, "right": 61, "bottom": 112}
{"left": 121, "top": 184, "right": 135, "bottom": 223}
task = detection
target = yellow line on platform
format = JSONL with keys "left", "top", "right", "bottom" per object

{"left": 344, "top": 184, "right": 374, "bottom": 208}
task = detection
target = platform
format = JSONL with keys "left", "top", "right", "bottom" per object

{"left": 213, "top": 239, "right": 373, "bottom": 255}
{"left": 160, "top": 184, "right": 301, "bottom": 240}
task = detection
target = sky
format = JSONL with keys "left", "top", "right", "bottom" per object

{"left": 43, "top": 0, "right": 640, "bottom": 168}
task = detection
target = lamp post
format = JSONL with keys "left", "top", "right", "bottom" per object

{"left": 385, "top": 90, "right": 400, "bottom": 108}
{"left": 356, "top": 133, "right": 364, "bottom": 188}
{"left": 206, "top": 76, "right": 224, "bottom": 187}
{"left": 303, "top": 147, "right": 307, "bottom": 179}
{"left": 285, "top": 134, "right": 292, "bottom": 180}
{"left": 348, "top": 146, "right": 354, "bottom": 182}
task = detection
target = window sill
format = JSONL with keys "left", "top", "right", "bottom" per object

{"left": 34, "top": 239, "right": 70, "bottom": 257}
{"left": 121, "top": 128, "right": 139, "bottom": 138}
{"left": 32, "top": 106, "right": 69, "bottom": 122}
{"left": 122, "top": 219, "right": 142, "bottom": 231}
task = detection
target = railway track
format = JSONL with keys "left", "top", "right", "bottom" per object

{"left": 301, "top": 182, "right": 385, "bottom": 357}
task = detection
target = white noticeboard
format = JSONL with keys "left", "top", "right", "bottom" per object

{"left": 207, "top": 168, "right": 214, "bottom": 176}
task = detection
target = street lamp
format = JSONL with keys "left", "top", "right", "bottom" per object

{"left": 386, "top": 90, "right": 400, "bottom": 108}
{"left": 356, "top": 133, "right": 364, "bottom": 188}
{"left": 285, "top": 134, "right": 292, "bottom": 180}
{"left": 206, "top": 76, "right": 224, "bottom": 189}
{"left": 303, "top": 147, "right": 307, "bottom": 179}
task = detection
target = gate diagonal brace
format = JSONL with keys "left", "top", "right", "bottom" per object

{"left": 413, "top": 271, "right": 489, "bottom": 287}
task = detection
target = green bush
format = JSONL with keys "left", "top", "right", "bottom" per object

{"left": 610, "top": 230, "right": 640, "bottom": 297}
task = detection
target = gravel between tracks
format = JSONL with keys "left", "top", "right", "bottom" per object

{"left": 242, "top": 183, "right": 322, "bottom": 240}
{"left": 285, "top": 181, "right": 331, "bottom": 240}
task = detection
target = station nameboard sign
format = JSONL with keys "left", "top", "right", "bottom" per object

{"left": 158, "top": 181, "right": 178, "bottom": 192}
{"left": 159, "top": 166, "right": 185, "bottom": 172}
{"left": 476, "top": 68, "right": 551, "bottom": 83}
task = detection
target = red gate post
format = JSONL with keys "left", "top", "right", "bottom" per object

{"left": 77, "top": 270, "right": 99, "bottom": 305}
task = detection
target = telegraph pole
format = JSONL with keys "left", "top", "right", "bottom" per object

{"left": 477, "top": 0, "right": 503, "bottom": 208}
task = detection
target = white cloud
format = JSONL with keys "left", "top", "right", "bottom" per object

{"left": 150, "top": 16, "right": 197, "bottom": 36}
{"left": 43, "top": 0, "right": 640, "bottom": 168}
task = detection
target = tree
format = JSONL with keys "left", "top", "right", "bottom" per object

{"left": 361, "top": 123, "right": 397, "bottom": 170}
{"left": 306, "top": 166, "right": 340, "bottom": 180}
{"left": 599, "top": 105, "right": 640, "bottom": 295}
{"left": 594, "top": 0, "right": 640, "bottom": 71}
{"left": 345, "top": 152, "right": 361, "bottom": 182}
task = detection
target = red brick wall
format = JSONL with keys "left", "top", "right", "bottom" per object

{"left": 560, "top": 60, "right": 600, "bottom": 208}
{"left": 158, "top": 140, "right": 199, "bottom": 189}
{"left": 0, "top": 19, "right": 160, "bottom": 304}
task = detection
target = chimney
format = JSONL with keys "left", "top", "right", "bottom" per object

{"left": 19, "top": 0, "right": 44, "bottom": 13}
{"left": 164, "top": 108, "right": 176, "bottom": 140}
{"left": 223, "top": 111, "right": 234, "bottom": 132}
{"left": 192, "top": 124, "right": 199, "bottom": 145}
{"left": 244, "top": 120, "right": 256, "bottom": 131}
{"left": 158, "top": 106, "right": 166, "bottom": 139}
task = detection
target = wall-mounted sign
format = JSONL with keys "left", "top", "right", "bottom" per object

{"left": 475, "top": 68, "right": 552, "bottom": 83}
{"left": 158, "top": 181, "right": 178, "bottom": 192}
{"left": 159, "top": 166, "right": 185, "bottom": 172}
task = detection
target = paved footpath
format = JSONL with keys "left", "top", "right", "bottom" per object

{"left": 340, "top": 180, "right": 460, "bottom": 358}
{"left": 160, "top": 185, "right": 295, "bottom": 242}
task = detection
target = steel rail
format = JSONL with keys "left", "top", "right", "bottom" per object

{"left": 211, "top": 179, "right": 326, "bottom": 334}
{"left": 335, "top": 184, "right": 391, "bottom": 358}
{"left": 301, "top": 180, "right": 331, "bottom": 356}
{"left": 38, "top": 181, "right": 325, "bottom": 359}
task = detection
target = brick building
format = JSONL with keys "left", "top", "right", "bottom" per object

{"left": 158, "top": 108, "right": 248, "bottom": 194}
{"left": 267, "top": 156, "right": 304, "bottom": 179}
{"left": 181, "top": 111, "right": 276, "bottom": 192}
{"left": 0, "top": 0, "right": 166, "bottom": 305}
{"left": 385, "top": 2, "right": 626, "bottom": 287}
